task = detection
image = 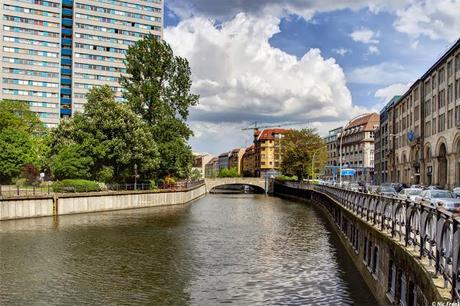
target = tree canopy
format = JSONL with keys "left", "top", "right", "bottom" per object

{"left": 49, "top": 85, "right": 160, "bottom": 182}
{"left": 280, "top": 128, "right": 327, "bottom": 180}
{"left": 0, "top": 100, "right": 47, "bottom": 183}
{"left": 121, "top": 35, "right": 198, "bottom": 179}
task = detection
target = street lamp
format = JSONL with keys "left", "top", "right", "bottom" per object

{"left": 311, "top": 148, "right": 323, "bottom": 179}
{"left": 133, "top": 164, "right": 140, "bottom": 190}
{"left": 339, "top": 113, "right": 370, "bottom": 185}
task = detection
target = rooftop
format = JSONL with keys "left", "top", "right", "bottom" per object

{"left": 256, "top": 128, "right": 290, "bottom": 141}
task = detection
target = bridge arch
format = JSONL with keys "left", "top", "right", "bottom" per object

{"left": 204, "top": 178, "right": 267, "bottom": 193}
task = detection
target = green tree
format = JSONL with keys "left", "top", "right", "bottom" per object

{"left": 280, "top": 128, "right": 327, "bottom": 180}
{"left": 0, "top": 100, "right": 47, "bottom": 183}
{"left": 218, "top": 168, "right": 240, "bottom": 178}
{"left": 50, "top": 144, "right": 93, "bottom": 180}
{"left": 49, "top": 86, "right": 160, "bottom": 182}
{"left": 120, "top": 35, "right": 199, "bottom": 179}
{"left": 190, "top": 168, "right": 202, "bottom": 181}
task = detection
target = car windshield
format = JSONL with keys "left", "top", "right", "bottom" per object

{"left": 431, "top": 191, "right": 454, "bottom": 198}
{"left": 405, "top": 189, "right": 422, "bottom": 195}
{"left": 381, "top": 187, "right": 395, "bottom": 193}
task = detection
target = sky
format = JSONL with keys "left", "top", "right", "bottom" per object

{"left": 162, "top": 0, "right": 460, "bottom": 155}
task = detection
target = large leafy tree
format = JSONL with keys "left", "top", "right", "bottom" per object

{"left": 0, "top": 100, "right": 47, "bottom": 183}
{"left": 281, "top": 128, "right": 328, "bottom": 180}
{"left": 120, "top": 35, "right": 198, "bottom": 178}
{"left": 49, "top": 86, "right": 160, "bottom": 182}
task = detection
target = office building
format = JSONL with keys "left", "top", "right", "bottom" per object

{"left": 377, "top": 39, "right": 460, "bottom": 188}
{"left": 0, "top": 0, "right": 163, "bottom": 127}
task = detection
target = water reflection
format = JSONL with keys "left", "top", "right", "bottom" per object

{"left": 0, "top": 194, "right": 375, "bottom": 305}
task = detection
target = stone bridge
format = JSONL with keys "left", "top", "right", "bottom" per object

{"left": 204, "top": 177, "right": 267, "bottom": 193}
{"left": 274, "top": 181, "right": 460, "bottom": 305}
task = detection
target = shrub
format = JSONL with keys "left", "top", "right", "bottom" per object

{"left": 15, "top": 178, "right": 27, "bottom": 187}
{"left": 149, "top": 179, "right": 157, "bottom": 190}
{"left": 52, "top": 179, "right": 101, "bottom": 193}
{"left": 218, "top": 168, "right": 240, "bottom": 178}
{"left": 96, "top": 166, "right": 114, "bottom": 183}
{"left": 275, "top": 175, "right": 298, "bottom": 182}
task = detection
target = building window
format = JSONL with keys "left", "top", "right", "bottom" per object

{"left": 456, "top": 106, "right": 460, "bottom": 126}
{"left": 447, "top": 60, "right": 453, "bottom": 77}
{"left": 438, "top": 90, "right": 445, "bottom": 108}
{"left": 439, "top": 68, "right": 445, "bottom": 84}
{"left": 432, "top": 118, "right": 437, "bottom": 135}
{"left": 448, "top": 110, "right": 453, "bottom": 129}
{"left": 439, "top": 114, "right": 445, "bottom": 132}
{"left": 425, "top": 80, "right": 431, "bottom": 95}
{"left": 456, "top": 79, "right": 460, "bottom": 100}
{"left": 448, "top": 84, "right": 453, "bottom": 104}
{"left": 456, "top": 54, "right": 460, "bottom": 72}
{"left": 425, "top": 99, "right": 431, "bottom": 117}
{"left": 432, "top": 96, "right": 436, "bottom": 113}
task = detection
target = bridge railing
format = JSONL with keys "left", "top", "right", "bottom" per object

{"left": 285, "top": 182, "right": 460, "bottom": 302}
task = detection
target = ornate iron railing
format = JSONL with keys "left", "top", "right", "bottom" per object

{"left": 285, "top": 182, "right": 460, "bottom": 302}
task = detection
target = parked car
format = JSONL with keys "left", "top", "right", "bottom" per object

{"left": 425, "top": 185, "right": 443, "bottom": 190}
{"left": 398, "top": 188, "right": 423, "bottom": 202}
{"left": 377, "top": 186, "right": 397, "bottom": 197}
{"left": 452, "top": 187, "right": 460, "bottom": 198}
{"left": 348, "top": 183, "right": 363, "bottom": 192}
{"left": 368, "top": 185, "right": 380, "bottom": 195}
{"left": 418, "top": 190, "right": 460, "bottom": 212}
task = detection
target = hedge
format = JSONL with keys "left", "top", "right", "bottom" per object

{"left": 52, "top": 179, "right": 101, "bottom": 193}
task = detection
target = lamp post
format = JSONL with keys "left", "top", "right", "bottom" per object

{"left": 339, "top": 113, "right": 370, "bottom": 185}
{"left": 134, "top": 164, "right": 139, "bottom": 191}
{"left": 311, "top": 148, "right": 322, "bottom": 180}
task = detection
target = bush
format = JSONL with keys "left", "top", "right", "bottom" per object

{"left": 96, "top": 166, "right": 114, "bottom": 183}
{"left": 15, "top": 178, "right": 27, "bottom": 187}
{"left": 275, "top": 175, "right": 298, "bottom": 182}
{"left": 52, "top": 179, "right": 101, "bottom": 193}
{"left": 149, "top": 179, "right": 158, "bottom": 190}
{"left": 218, "top": 168, "right": 240, "bottom": 178}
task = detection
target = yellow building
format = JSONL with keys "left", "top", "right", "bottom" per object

{"left": 254, "top": 129, "right": 289, "bottom": 177}
{"left": 242, "top": 145, "right": 256, "bottom": 177}
{"left": 228, "top": 148, "right": 245, "bottom": 174}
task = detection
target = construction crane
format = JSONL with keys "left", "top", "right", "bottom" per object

{"left": 241, "top": 121, "right": 309, "bottom": 131}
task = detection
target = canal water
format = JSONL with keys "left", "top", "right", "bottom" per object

{"left": 0, "top": 194, "right": 376, "bottom": 305}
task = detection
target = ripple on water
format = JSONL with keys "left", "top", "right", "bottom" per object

{"left": 0, "top": 194, "right": 376, "bottom": 305}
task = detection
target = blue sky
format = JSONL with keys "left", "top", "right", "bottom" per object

{"left": 163, "top": 0, "right": 460, "bottom": 154}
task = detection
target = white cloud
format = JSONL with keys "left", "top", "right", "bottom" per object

{"left": 394, "top": 0, "right": 460, "bottom": 42}
{"left": 165, "top": 14, "right": 368, "bottom": 153}
{"left": 347, "top": 62, "right": 415, "bottom": 85}
{"left": 332, "top": 48, "right": 351, "bottom": 56}
{"left": 368, "top": 46, "right": 380, "bottom": 54}
{"left": 375, "top": 83, "right": 410, "bottom": 103}
{"left": 350, "top": 28, "right": 380, "bottom": 44}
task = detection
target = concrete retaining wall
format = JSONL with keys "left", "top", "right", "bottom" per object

{"left": 0, "top": 196, "right": 53, "bottom": 220}
{"left": 0, "top": 185, "right": 205, "bottom": 220}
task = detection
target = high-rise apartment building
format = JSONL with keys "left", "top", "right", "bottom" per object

{"left": 0, "top": 0, "right": 163, "bottom": 127}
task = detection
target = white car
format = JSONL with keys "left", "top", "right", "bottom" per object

{"left": 418, "top": 190, "right": 460, "bottom": 212}
{"left": 398, "top": 188, "right": 423, "bottom": 202}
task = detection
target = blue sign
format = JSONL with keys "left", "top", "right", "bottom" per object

{"left": 407, "top": 130, "right": 415, "bottom": 142}
{"left": 341, "top": 169, "right": 356, "bottom": 176}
